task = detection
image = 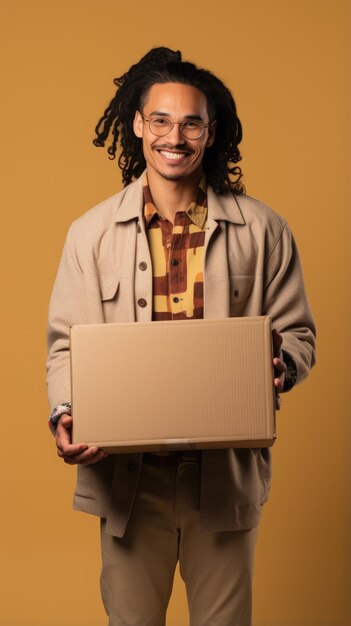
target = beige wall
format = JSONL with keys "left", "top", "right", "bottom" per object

{"left": 0, "top": 1, "right": 349, "bottom": 624}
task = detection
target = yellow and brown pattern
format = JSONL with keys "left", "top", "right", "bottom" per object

{"left": 143, "top": 173, "right": 207, "bottom": 321}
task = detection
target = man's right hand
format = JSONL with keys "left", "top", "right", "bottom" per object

{"left": 55, "top": 414, "right": 108, "bottom": 465}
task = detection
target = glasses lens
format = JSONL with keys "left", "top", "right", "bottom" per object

{"left": 149, "top": 117, "right": 172, "bottom": 136}
{"left": 181, "top": 121, "right": 204, "bottom": 139}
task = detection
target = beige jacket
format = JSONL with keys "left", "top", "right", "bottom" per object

{"left": 47, "top": 175, "right": 316, "bottom": 537}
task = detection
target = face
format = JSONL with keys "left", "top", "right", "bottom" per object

{"left": 133, "top": 82, "right": 216, "bottom": 183}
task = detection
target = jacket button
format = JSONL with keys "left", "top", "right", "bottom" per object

{"left": 127, "top": 461, "right": 137, "bottom": 471}
{"left": 173, "top": 297, "right": 180, "bottom": 303}
{"left": 136, "top": 223, "right": 141, "bottom": 233}
{"left": 170, "top": 258, "right": 179, "bottom": 266}
{"left": 137, "top": 298, "right": 147, "bottom": 308}
{"left": 138, "top": 261, "right": 147, "bottom": 271}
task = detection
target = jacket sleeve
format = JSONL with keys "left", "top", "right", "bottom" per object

{"left": 262, "top": 222, "right": 316, "bottom": 386}
{"left": 46, "top": 224, "right": 103, "bottom": 413}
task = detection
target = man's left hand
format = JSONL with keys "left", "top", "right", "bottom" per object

{"left": 272, "top": 329, "right": 287, "bottom": 410}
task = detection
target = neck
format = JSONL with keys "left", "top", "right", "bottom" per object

{"left": 146, "top": 168, "right": 201, "bottom": 223}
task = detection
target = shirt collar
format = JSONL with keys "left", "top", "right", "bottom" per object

{"left": 142, "top": 171, "right": 208, "bottom": 230}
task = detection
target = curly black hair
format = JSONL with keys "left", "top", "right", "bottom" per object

{"left": 93, "top": 47, "right": 244, "bottom": 195}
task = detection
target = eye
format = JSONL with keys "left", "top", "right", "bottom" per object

{"left": 183, "top": 120, "right": 202, "bottom": 129}
{"left": 151, "top": 117, "right": 169, "bottom": 126}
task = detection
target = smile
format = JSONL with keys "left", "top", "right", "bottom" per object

{"left": 156, "top": 149, "right": 191, "bottom": 161}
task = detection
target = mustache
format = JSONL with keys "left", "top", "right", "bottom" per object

{"left": 153, "top": 143, "right": 192, "bottom": 152}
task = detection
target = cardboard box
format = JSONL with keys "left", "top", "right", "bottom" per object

{"left": 70, "top": 316, "right": 276, "bottom": 452}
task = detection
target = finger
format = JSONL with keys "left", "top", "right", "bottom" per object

{"left": 64, "top": 449, "right": 108, "bottom": 465}
{"left": 60, "top": 414, "right": 73, "bottom": 426}
{"left": 79, "top": 451, "right": 109, "bottom": 466}
{"left": 64, "top": 446, "right": 99, "bottom": 462}
{"left": 273, "top": 357, "right": 288, "bottom": 372}
{"left": 56, "top": 415, "right": 73, "bottom": 434}
{"left": 63, "top": 444, "right": 99, "bottom": 459}
{"left": 274, "top": 377, "right": 284, "bottom": 392}
{"left": 56, "top": 421, "right": 74, "bottom": 446}
{"left": 57, "top": 443, "right": 89, "bottom": 458}
{"left": 273, "top": 359, "right": 287, "bottom": 378}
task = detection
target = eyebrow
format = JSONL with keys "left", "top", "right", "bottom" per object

{"left": 149, "top": 110, "right": 205, "bottom": 121}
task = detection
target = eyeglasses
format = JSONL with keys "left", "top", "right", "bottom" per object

{"left": 139, "top": 113, "right": 214, "bottom": 140}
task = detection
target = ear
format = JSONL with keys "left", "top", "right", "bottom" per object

{"left": 205, "top": 120, "right": 217, "bottom": 148}
{"left": 133, "top": 110, "right": 143, "bottom": 138}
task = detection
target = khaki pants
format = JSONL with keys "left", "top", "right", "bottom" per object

{"left": 100, "top": 460, "right": 258, "bottom": 626}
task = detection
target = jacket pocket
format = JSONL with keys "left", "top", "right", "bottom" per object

{"left": 99, "top": 275, "right": 120, "bottom": 323}
{"left": 99, "top": 275, "right": 120, "bottom": 301}
{"left": 229, "top": 275, "right": 254, "bottom": 304}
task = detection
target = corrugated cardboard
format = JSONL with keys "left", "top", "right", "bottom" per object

{"left": 70, "top": 316, "right": 276, "bottom": 452}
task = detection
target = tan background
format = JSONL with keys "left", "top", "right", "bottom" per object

{"left": 0, "top": 1, "right": 349, "bottom": 625}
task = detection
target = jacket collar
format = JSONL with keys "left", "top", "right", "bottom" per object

{"left": 207, "top": 185, "right": 245, "bottom": 225}
{"left": 113, "top": 175, "right": 144, "bottom": 223}
{"left": 113, "top": 173, "right": 245, "bottom": 225}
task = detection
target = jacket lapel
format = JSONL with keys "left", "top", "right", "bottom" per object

{"left": 204, "top": 188, "right": 245, "bottom": 319}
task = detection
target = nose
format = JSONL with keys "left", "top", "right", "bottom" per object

{"left": 167, "top": 122, "right": 185, "bottom": 145}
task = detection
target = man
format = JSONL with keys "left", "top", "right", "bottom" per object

{"left": 47, "top": 47, "right": 316, "bottom": 626}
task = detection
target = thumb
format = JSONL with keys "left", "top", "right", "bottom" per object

{"left": 60, "top": 413, "right": 73, "bottom": 427}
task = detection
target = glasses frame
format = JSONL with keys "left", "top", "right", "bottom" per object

{"left": 139, "top": 112, "right": 215, "bottom": 140}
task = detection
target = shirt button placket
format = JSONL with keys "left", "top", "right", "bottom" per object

{"left": 169, "top": 253, "right": 182, "bottom": 315}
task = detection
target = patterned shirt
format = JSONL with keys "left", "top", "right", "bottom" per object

{"left": 143, "top": 173, "right": 207, "bottom": 320}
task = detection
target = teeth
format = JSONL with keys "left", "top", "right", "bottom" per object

{"left": 160, "top": 151, "right": 186, "bottom": 160}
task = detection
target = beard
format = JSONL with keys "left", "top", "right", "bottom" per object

{"left": 158, "top": 171, "right": 186, "bottom": 181}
